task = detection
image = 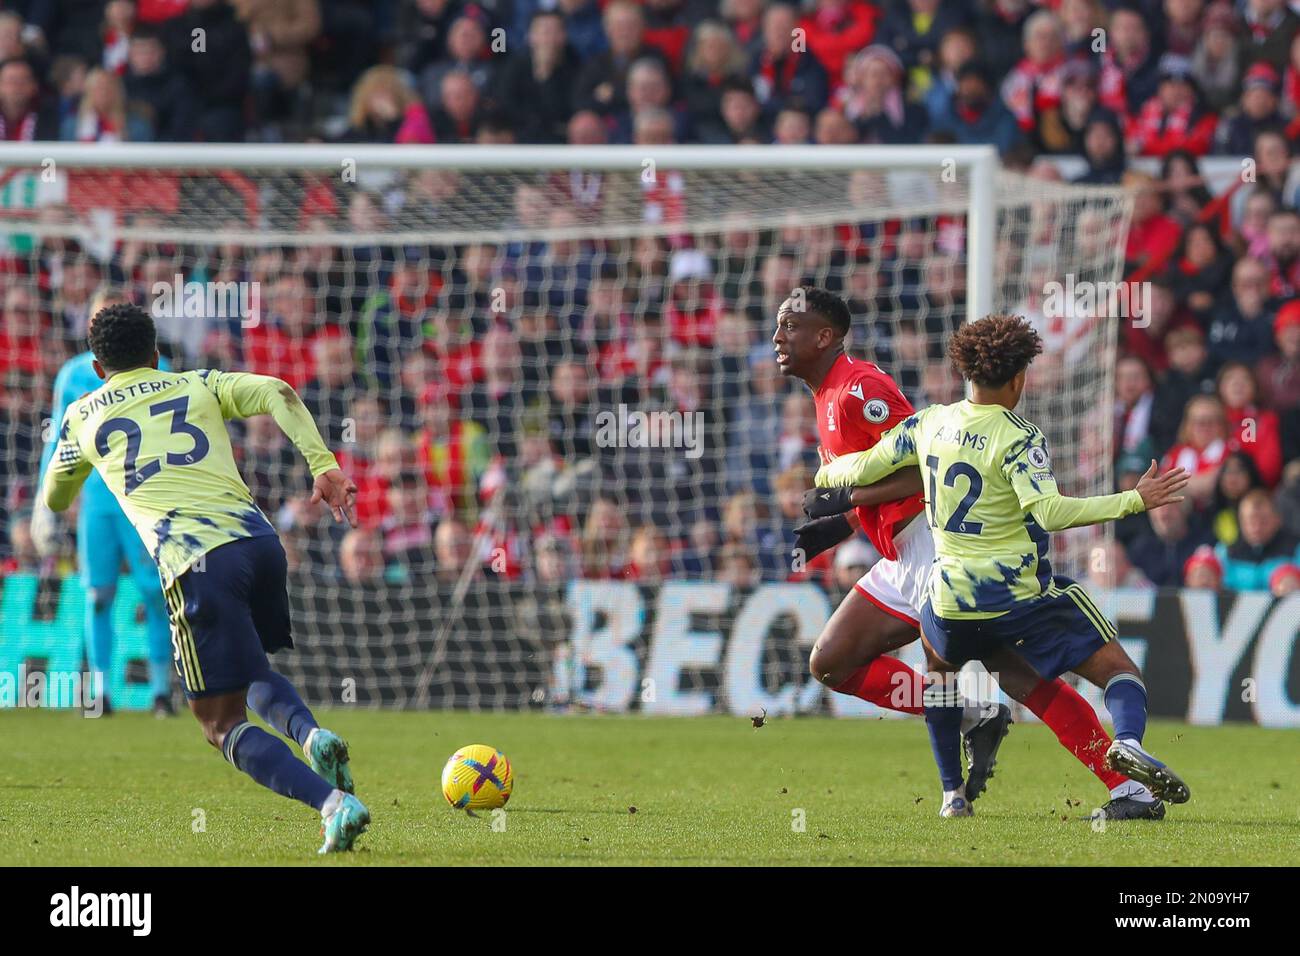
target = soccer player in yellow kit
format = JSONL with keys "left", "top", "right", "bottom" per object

{"left": 814, "top": 315, "right": 1192, "bottom": 807}
{"left": 42, "top": 303, "right": 370, "bottom": 853}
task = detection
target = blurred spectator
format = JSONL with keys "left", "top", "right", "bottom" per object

{"left": 434, "top": 516, "right": 481, "bottom": 584}
{"left": 340, "top": 66, "right": 435, "bottom": 143}
{"left": 1208, "top": 256, "right": 1274, "bottom": 367}
{"left": 1036, "top": 56, "right": 1100, "bottom": 154}
{"left": 1194, "top": 3, "right": 1243, "bottom": 112}
{"left": 928, "top": 61, "right": 1023, "bottom": 155}
{"left": 1240, "top": 0, "right": 1300, "bottom": 72}
{"left": 0, "top": 284, "right": 45, "bottom": 378}
{"left": 418, "top": 382, "right": 490, "bottom": 520}
{"left": 836, "top": 45, "right": 928, "bottom": 144}
{"left": 339, "top": 527, "right": 399, "bottom": 585}
{"left": 1115, "top": 354, "right": 1156, "bottom": 460}
{"left": 419, "top": 7, "right": 499, "bottom": 105}
{"left": 1128, "top": 53, "right": 1218, "bottom": 157}
{"left": 0, "top": 509, "right": 37, "bottom": 574}
{"left": 1163, "top": 393, "right": 1230, "bottom": 508}
{"left": 60, "top": 67, "right": 147, "bottom": 141}
{"left": 1216, "top": 62, "right": 1284, "bottom": 154}
{"left": 302, "top": 332, "right": 367, "bottom": 447}
{"left": 1089, "top": 538, "right": 1153, "bottom": 589}
{"left": 1217, "top": 360, "right": 1283, "bottom": 486}
{"left": 749, "top": 2, "right": 829, "bottom": 121}
{"left": 429, "top": 69, "right": 481, "bottom": 142}
{"left": 1268, "top": 561, "right": 1300, "bottom": 596}
{"left": 709, "top": 76, "right": 766, "bottom": 142}
{"left": 1256, "top": 300, "right": 1300, "bottom": 413}
{"left": 1170, "top": 221, "right": 1232, "bottom": 323}
{"left": 333, "top": 394, "right": 388, "bottom": 528}
{"left": 1164, "top": 0, "right": 1205, "bottom": 57}
{"left": 1000, "top": 9, "right": 1066, "bottom": 138}
{"left": 1073, "top": 110, "right": 1127, "bottom": 184}
{"left": 626, "top": 524, "right": 672, "bottom": 582}
{"left": 879, "top": 0, "right": 967, "bottom": 93}
{"left": 101, "top": 1, "right": 136, "bottom": 76}
{"left": 1232, "top": 131, "right": 1300, "bottom": 226}
{"left": 383, "top": 470, "right": 437, "bottom": 571}
{"left": 1216, "top": 488, "right": 1300, "bottom": 589}
{"left": 1129, "top": 498, "right": 1216, "bottom": 586}
{"left": 1211, "top": 450, "right": 1264, "bottom": 545}
{"left": 681, "top": 20, "right": 747, "bottom": 142}
{"left": 801, "top": 0, "right": 879, "bottom": 88}
{"left": 0, "top": 57, "right": 59, "bottom": 141}
{"left": 831, "top": 536, "right": 875, "bottom": 591}
{"left": 923, "top": 25, "right": 977, "bottom": 121}
{"left": 230, "top": 0, "right": 321, "bottom": 134}
{"left": 1100, "top": 4, "right": 1161, "bottom": 117}
{"left": 123, "top": 25, "right": 193, "bottom": 141}
{"left": 243, "top": 272, "right": 335, "bottom": 389}
{"left": 1183, "top": 543, "right": 1224, "bottom": 589}
{"left": 573, "top": 0, "right": 670, "bottom": 116}
{"left": 580, "top": 496, "right": 629, "bottom": 578}
{"left": 495, "top": 10, "right": 581, "bottom": 144}
{"left": 171, "top": 0, "right": 252, "bottom": 141}
{"left": 1161, "top": 150, "right": 1216, "bottom": 225}
{"left": 718, "top": 540, "right": 760, "bottom": 588}
{"left": 1261, "top": 207, "right": 1300, "bottom": 297}
{"left": 1124, "top": 171, "right": 1182, "bottom": 284}
{"left": 676, "top": 517, "right": 719, "bottom": 577}
{"left": 722, "top": 489, "right": 784, "bottom": 580}
{"left": 612, "top": 55, "right": 687, "bottom": 143}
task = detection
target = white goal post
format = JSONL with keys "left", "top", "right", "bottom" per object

{"left": 0, "top": 142, "right": 1131, "bottom": 712}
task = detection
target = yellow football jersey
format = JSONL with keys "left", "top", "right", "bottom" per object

{"left": 42, "top": 366, "right": 338, "bottom": 587}
{"left": 816, "top": 400, "right": 1143, "bottom": 618}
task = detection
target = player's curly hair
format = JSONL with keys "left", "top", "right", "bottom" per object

{"left": 87, "top": 302, "right": 157, "bottom": 372}
{"left": 947, "top": 314, "right": 1043, "bottom": 387}
{"left": 799, "top": 285, "right": 852, "bottom": 336}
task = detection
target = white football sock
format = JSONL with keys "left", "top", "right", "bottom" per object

{"left": 320, "top": 789, "right": 345, "bottom": 820}
{"left": 1109, "top": 780, "right": 1155, "bottom": 803}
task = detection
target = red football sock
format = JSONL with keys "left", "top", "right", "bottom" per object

{"left": 1024, "top": 678, "right": 1127, "bottom": 790}
{"left": 833, "top": 656, "right": 924, "bottom": 715}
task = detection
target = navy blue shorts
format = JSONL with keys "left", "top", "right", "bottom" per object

{"left": 919, "top": 577, "right": 1115, "bottom": 681}
{"left": 162, "top": 534, "right": 293, "bottom": 699}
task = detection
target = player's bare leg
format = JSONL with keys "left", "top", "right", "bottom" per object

{"left": 1070, "top": 642, "right": 1190, "bottom": 805}
{"left": 189, "top": 689, "right": 371, "bottom": 852}
{"left": 810, "top": 589, "right": 917, "bottom": 693}
{"left": 811, "top": 591, "right": 1010, "bottom": 812}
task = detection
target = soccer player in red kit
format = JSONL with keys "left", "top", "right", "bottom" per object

{"left": 774, "top": 287, "right": 1161, "bottom": 819}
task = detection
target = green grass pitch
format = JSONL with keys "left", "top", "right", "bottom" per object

{"left": 1, "top": 709, "right": 1296, "bottom": 866}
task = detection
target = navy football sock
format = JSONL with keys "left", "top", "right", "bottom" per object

{"left": 1103, "top": 674, "right": 1148, "bottom": 744}
{"left": 246, "top": 669, "right": 318, "bottom": 747}
{"left": 222, "top": 722, "right": 334, "bottom": 811}
{"left": 923, "top": 673, "right": 966, "bottom": 793}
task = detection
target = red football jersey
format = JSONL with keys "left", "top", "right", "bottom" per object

{"left": 813, "top": 352, "right": 924, "bottom": 560}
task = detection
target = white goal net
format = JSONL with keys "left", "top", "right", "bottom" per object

{"left": 0, "top": 145, "right": 1131, "bottom": 711}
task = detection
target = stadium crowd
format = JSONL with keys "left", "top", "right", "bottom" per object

{"left": 1, "top": 0, "right": 1300, "bottom": 598}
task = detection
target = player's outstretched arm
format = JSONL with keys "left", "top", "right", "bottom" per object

{"left": 312, "top": 469, "right": 359, "bottom": 528}
{"left": 205, "top": 370, "right": 357, "bottom": 526}
{"left": 1134, "top": 460, "right": 1191, "bottom": 511}
{"left": 1028, "top": 463, "right": 1188, "bottom": 532}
